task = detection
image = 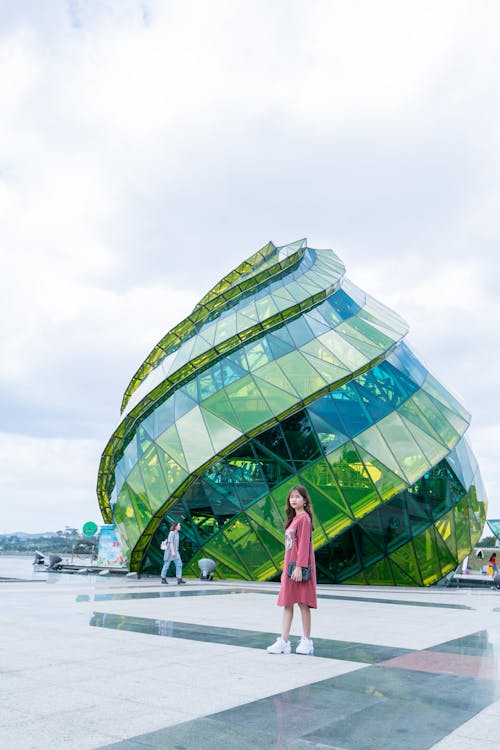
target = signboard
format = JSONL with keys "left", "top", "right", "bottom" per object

{"left": 82, "top": 521, "right": 98, "bottom": 537}
{"left": 96, "top": 525, "right": 126, "bottom": 568}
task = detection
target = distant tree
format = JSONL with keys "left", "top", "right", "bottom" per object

{"left": 478, "top": 534, "right": 498, "bottom": 548}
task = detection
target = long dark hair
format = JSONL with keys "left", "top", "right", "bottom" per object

{"left": 284, "top": 485, "right": 314, "bottom": 529}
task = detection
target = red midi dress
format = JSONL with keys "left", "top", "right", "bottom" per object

{"left": 277, "top": 512, "right": 317, "bottom": 608}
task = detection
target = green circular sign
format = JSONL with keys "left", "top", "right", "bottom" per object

{"left": 82, "top": 521, "right": 98, "bottom": 537}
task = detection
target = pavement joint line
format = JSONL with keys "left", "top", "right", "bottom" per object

{"left": 78, "top": 586, "right": 474, "bottom": 609}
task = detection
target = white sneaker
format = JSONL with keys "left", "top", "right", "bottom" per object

{"left": 266, "top": 637, "right": 291, "bottom": 654}
{"left": 296, "top": 637, "right": 314, "bottom": 655}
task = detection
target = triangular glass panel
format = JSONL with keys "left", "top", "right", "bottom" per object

{"left": 389, "top": 542, "right": 423, "bottom": 585}
{"left": 176, "top": 407, "right": 215, "bottom": 473}
{"left": 174, "top": 389, "right": 197, "bottom": 421}
{"left": 307, "top": 409, "right": 348, "bottom": 454}
{"left": 353, "top": 423, "right": 406, "bottom": 482}
{"left": 433, "top": 525, "right": 458, "bottom": 576}
{"left": 400, "top": 416, "right": 448, "bottom": 466}
{"left": 200, "top": 409, "right": 242, "bottom": 454}
{"left": 201, "top": 388, "right": 243, "bottom": 431}
{"left": 364, "top": 556, "right": 394, "bottom": 585}
{"left": 156, "top": 424, "right": 188, "bottom": 471}
{"left": 398, "top": 397, "right": 448, "bottom": 448}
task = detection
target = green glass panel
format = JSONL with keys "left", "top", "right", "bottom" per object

{"left": 125, "top": 464, "right": 147, "bottom": 498}
{"left": 433, "top": 399, "right": 469, "bottom": 439}
{"left": 176, "top": 407, "right": 216, "bottom": 472}
{"left": 352, "top": 444, "right": 406, "bottom": 502}
{"left": 389, "top": 557, "right": 422, "bottom": 586}
{"left": 300, "top": 339, "right": 348, "bottom": 367}
{"left": 335, "top": 322, "right": 384, "bottom": 359}
{"left": 200, "top": 531, "right": 250, "bottom": 578}
{"left": 364, "top": 556, "right": 394, "bottom": 585}
{"left": 277, "top": 351, "right": 326, "bottom": 398}
{"left": 378, "top": 497, "right": 411, "bottom": 552}
{"left": 271, "top": 479, "right": 301, "bottom": 514}
{"left": 347, "top": 315, "right": 394, "bottom": 349}
{"left": 433, "top": 526, "right": 457, "bottom": 576}
{"left": 127, "top": 484, "right": 153, "bottom": 530}
{"left": 423, "top": 373, "right": 470, "bottom": 423}
{"left": 255, "top": 295, "right": 279, "bottom": 321}
{"left": 115, "top": 486, "right": 141, "bottom": 548}
{"left": 299, "top": 458, "right": 355, "bottom": 520}
{"left": 358, "top": 528, "right": 385, "bottom": 568}
{"left": 406, "top": 490, "right": 432, "bottom": 536}
{"left": 398, "top": 397, "right": 448, "bottom": 448}
{"left": 155, "top": 424, "right": 188, "bottom": 471}
{"left": 412, "top": 528, "right": 441, "bottom": 586}
{"left": 223, "top": 517, "right": 270, "bottom": 578}
{"left": 157, "top": 450, "right": 188, "bottom": 494}
{"left": 246, "top": 522, "right": 284, "bottom": 578}
{"left": 300, "top": 352, "right": 350, "bottom": 386}
{"left": 138, "top": 445, "right": 168, "bottom": 509}
{"left": 214, "top": 315, "right": 237, "bottom": 342}
{"left": 378, "top": 412, "right": 430, "bottom": 484}
{"left": 327, "top": 443, "right": 382, "bottom": 519}
{"left": 253, "top": 360, "right": 298, "bottom": 395}
{"left": 224, "top": 376, "right": 273, "bottom": 431}
{"left": 467, "top": 492, "right": 482, "bottom": 538}
{"left": 354, "top": 425, "right": 407, "bottom": 482}
{"left": 201, "top": 388, "right": 243, "bottom": 430}
{"left": 246, "top": 494, "right": 286, "bottom": 541}
{"left": 390, "top": 540, "right": 423, "bottom": 584}
{"left": 454, "top": 497, "right": 472, "bottom": 560}
{"left": 411, "top": 390, "right": 460, "bottom": 449}
{"left": 435, "top": 510, "right": 457, "bottom": 558}
{"left": 253, "top": 377, "right": 299, "bottom": 414}
{"left": 200, "top": 409, "right": 242, "bottom": 453}
{"left": 400, "top": 416, "right": 448, "bottom": 466}
{"left": 318, "top": 329, "right": 367, "bottom": 371}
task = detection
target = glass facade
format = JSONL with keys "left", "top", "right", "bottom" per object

{"left": 97, "top": 239, "right": 487, "bottom": 584}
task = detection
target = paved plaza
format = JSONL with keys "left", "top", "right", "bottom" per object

{"left": 1, "top": 555, "right": 500, "bottom": 749}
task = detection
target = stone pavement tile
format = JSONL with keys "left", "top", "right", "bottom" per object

{"left": 301, "top": 697, "right": 470, "bottom": 750}
{"left": 316, "top": 664, "right": 497, "bottom": 712}
{"left": 0, "top": 698, "right": 191, "bottom": 750}
{"left": 97, "top": 715, "right": 337, "bottom": 750}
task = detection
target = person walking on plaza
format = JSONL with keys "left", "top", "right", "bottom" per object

{"left": 267, "top": 485, "right": 317, "bottom": 655}
{"left": 489, "top": 552, "right": 498, "bottom": 575}
{"left": 161, "top": 521, "right": 186, "bottom": 584}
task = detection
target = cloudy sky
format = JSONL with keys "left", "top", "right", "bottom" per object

{"left": 1, "top": 0, "right": 499, "bottom": 534}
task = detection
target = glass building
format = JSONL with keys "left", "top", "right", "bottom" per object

{"left": 97, "top": 240, "right": 487, "bottom": 585}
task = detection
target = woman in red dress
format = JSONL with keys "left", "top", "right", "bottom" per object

{"left": 267, "top": 485, "right": 317, "bottom": 655}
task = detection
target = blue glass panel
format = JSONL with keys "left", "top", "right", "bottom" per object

{"left": 174, "top": 389, "right": 197, "bottom": 420}
{"left": 304, "top": 308, "right": 332, "bottom": 336}
{"left": 307, "top": 409, "right": 349, "bottom": 453}
{"left": 307, "top": 393, "right": 345, "bottom": 434}
{"left": 253, "top": 423, "right": 294, "bottom": 467}
{"left": 225, "top": 350, "right": 249, "bottom": 372}
{"left": 450, "top": 437, "right": 474, "bottom": 489}
{"left": 330, "top": 383, "right": 373, "bottom": 436}
{"left": 220, "top": 358, "right": 247, "bottom": 387}
{"left": 286, "top": 316, "right": 314, "bottom": 348}
{"left": 325, "top": 289, "right": 361, "bottom": 320}
{"left": 266, "top": 332, "right": 295, "bottom": 359}
{"left": 351, "top": 377, "right": 393, "bottom": 422}
{"left": 280, "top": 410, "right": 322, "bottom": 465}
{"left": 387, "top": 342, "right": 427, "bottom": 387}
{"left": 152, "top": 397, "right": 175, "bottom": 437}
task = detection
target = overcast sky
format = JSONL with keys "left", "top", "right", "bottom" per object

{"left": 0, "top": 0, "right": 499, "bottom": 534}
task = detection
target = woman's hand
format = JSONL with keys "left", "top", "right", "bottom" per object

{"left": 291, "top": 566, "right": 303, "bottom": 582}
